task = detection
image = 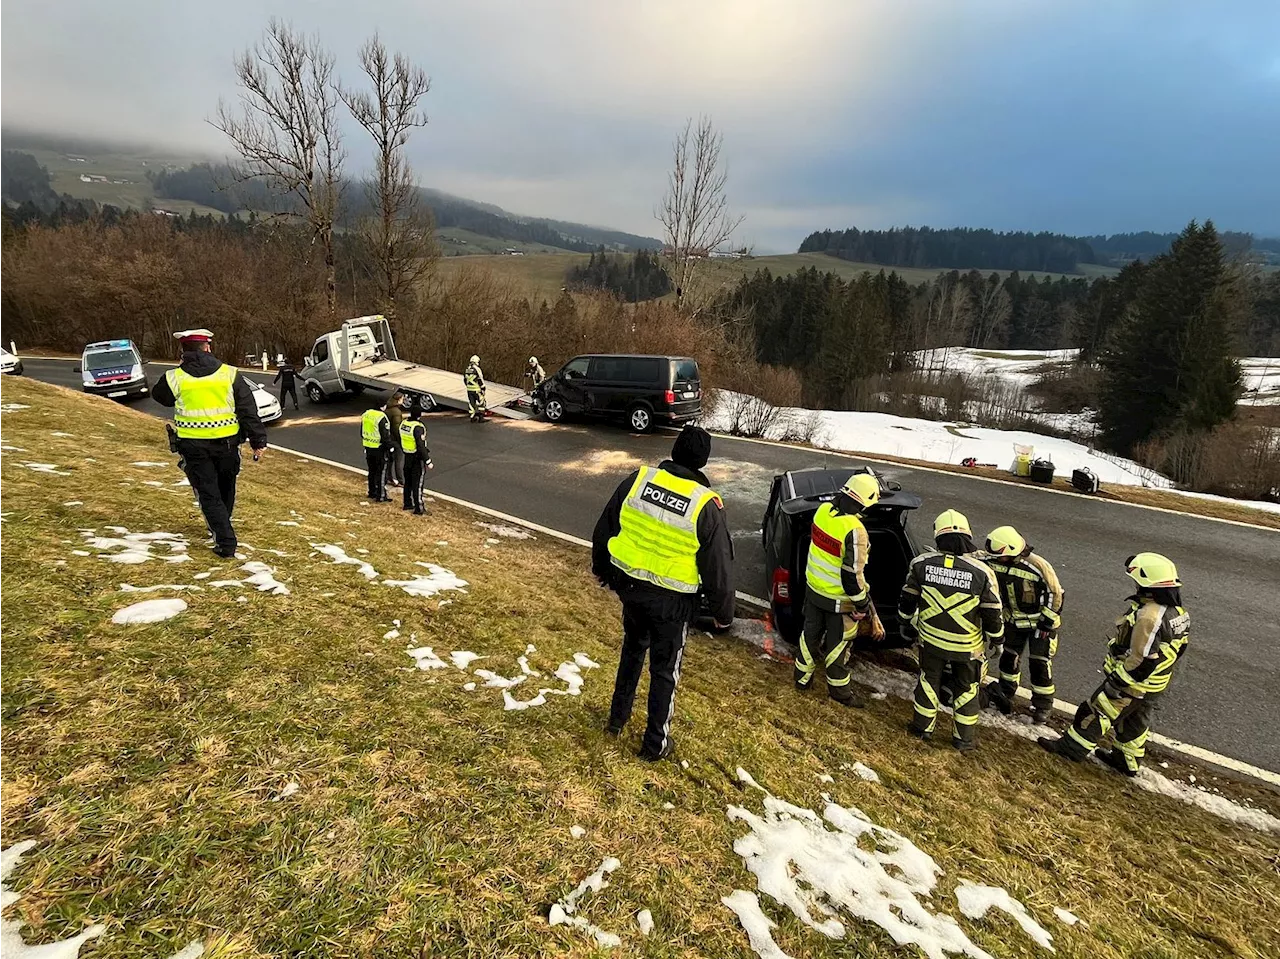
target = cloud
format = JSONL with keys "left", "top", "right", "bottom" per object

{"left": 2, "top": 0, "right": 1277, "bottom": 250}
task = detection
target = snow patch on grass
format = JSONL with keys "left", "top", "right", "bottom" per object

{"left": 636, "top": 909, "right": 654, "bottom": 936}
{"left": 82, "top": 528, "right": 190, "bottom": 564}
{"left": 852, "top": 762, "right": 881, "bottom": 783}
{"left": 112, "top": 598, "right": 188, "bottom": 624}
{"left": 476, "top": 521, "right": 534, "bottom": 540}
{"left": 1053, "top": 907, "right": 1080, "bottom": 926}
{"left": 570, "top": 825, "right": 586, "bottom": 839}
{"left": 21, "top": 462, "right": 71, "bottom": 476}
{"left": 2, "top": 841, "right": 104, "bottom": 958}
{"left": 954, "top": 880, "right": 1054, "bottom": 952}
{"left": 312, "top": 542, "right": 378, "bottom": 579}
{"left": 385, "top": 564, "right": 468, "bottom": 598}
{"left": 406, "top": 646, "right": 450, "bottom": 670}
{"left": 450, "top": 651, "right": 483, "bottom": 670}
{"left": 548, "top": 857, "right": 623, "bottom": 949}
{"left": 130, "top": 461, "right": 170, "bottom": 467}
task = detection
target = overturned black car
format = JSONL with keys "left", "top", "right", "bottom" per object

{"left": 761, "top": 466, "right": 924, "bottom": 649}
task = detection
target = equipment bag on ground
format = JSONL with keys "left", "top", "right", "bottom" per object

{"left": 1071, "top": 467, "right": 1100, "bottom": 494}
{"left": 1030, "top": 459, "right": 1055, "bottom": 484}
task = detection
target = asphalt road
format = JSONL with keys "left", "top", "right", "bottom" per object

{"left": 18, "top": 358, "right": 1280, "bottom": 771}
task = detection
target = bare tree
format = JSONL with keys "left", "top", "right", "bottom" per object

{"left": 656, "top": 116, "right": 743, "bottom": 312}
{"left": 215, "top": 19, "right": 345, "bottom": 318}
{"left": 339, "top": 34, "right": 437, "bottom": 319}
{"left": 971, "top": 281, "right": 1012, "bottom": 348}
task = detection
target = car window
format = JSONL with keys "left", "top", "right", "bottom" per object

{"left": 588, "top": 356, "right": 629, "bottom": 382}
{"left": 313, "top": 340, "right": 329, "bottom": 364}
{"left": 85, "top": 349, "right": 136, "bottom": 369}
{"left": 627, "top": 357, "right": 662, "bottom": 383}
{"left": 674, "top": 359, "right": 699, "bottom": 383}
{"left": 561, "top": 357, "right": 589, "bottom": 378}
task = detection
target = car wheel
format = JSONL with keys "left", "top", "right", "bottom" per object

{"left": 306, "top": 383, "right": 326, "bottom": 404}
{"left": 628, "top": 404, "right": 653, "bottom": 433}
{"left": 13, "top": 362, "right": 23, "bottom": 376}
{"left": 544, "top": 398, "right": 565, "bottom": 423}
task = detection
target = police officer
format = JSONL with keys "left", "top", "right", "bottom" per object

{"left": 1041, "top": 553, "right": 1189, "bottom": 776}
{"left": 464, "top": 354, "right": 487, "bottom": 423}
{"left": 273, "top": 358, "right": 300, "bottom": 410}
{"left": 794, "top": 473, "right": 881, "bottom": 707}
{"left": 981, "top": 526, "right": 1065, "bottom": 724}
{"left": 361, "top": 400, "right": 394, "bottom": 502}
{"left": 591, "top": 426, "right": 733, "bottom": 761}
{"left": 898, "top": 509, "right": 1004, "bottom": 751}
{"left": 152, "top": 329, "right": 267, "bottom": 558}
{"left": 399, "top": 404, "right": 433, "bottom": 514}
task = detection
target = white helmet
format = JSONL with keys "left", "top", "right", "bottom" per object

{"left": 529, "top": 356, "right": 538, "bottom": 364}
{"left": 469, "top": 354, "right": 480, "bottom": 365}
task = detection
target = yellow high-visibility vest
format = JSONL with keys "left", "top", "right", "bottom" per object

{"left": 362, "top": 409, "right": 388, "bottom": 449}
{"left": 608, "top": 466, "right": 718, "bottom": 594}
{"left": 805, "top": 503, "right": 868, "bottom": 607}
{"left": 166, "top": 364, "right": 238, "bottom": 439}
{"left": 399, "top": 419, "right": 421, "bottom": 453}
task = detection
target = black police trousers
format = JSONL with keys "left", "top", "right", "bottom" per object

{"left": 365, "top": 447, "right": 387, "bottom": 500}
{"left": 178, "top": 438, "right": 241, "bottom": 552}
{"left": 404, "top": 456, "right": 426, "bottom": 512}
{"left": 608, "top": 582, "right": 697, "bottom": 758}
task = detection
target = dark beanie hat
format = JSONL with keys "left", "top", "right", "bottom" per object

{"left": 671, "top": 425, "right": 712, "bottom": 471}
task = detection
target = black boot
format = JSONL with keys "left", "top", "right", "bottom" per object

{"left": 1038, "top": 735, "right": 1081, "bottom": 760}
{"left": 953, "top": 738, "right": 976, "bottom": 754}
{"left": 1098, "top": 748, "right": 1138, "bottom": 778}
{"left": 829, "top": 686, "right": 867, "bottom": 708}
{"left": 906, "top": 722, "right": 933, "bottom": 743}
{"left": 985, "top": 683, "right": 1013, "bottom": 716}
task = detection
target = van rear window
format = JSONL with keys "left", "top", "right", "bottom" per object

{"left": 627, "top": 357, "right": 662, "bottom": 383}
{"left": 674, "top": 359, "right": 699, "bottom": 383}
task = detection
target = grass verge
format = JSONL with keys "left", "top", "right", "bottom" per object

{"left": 2, "top": 377, "right": 1279, "bottom": 959}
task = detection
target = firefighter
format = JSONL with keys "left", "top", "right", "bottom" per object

{"left": 464, "top": 355, "right": 487, "bottom": 422}
{"left": 360, "top": 400, "right": 394, "bottom": 503}
{"left": 152, "top": 329, "right": 267, "bottom": 558}
{"left": 526, "top": 356, "right": 546, "bottom": 388}
{"left": 794, "top": 473, "right": 881, "bottom": 707}
{"left": 899, "top": 509, "right": 1004, "bottom": 751}
{"left": 981, "top": 526, "right": 1065, "bottom": 724}
{"left": 399, "top": 404, "right": 433, "bottom": 514}
{"left": 591, "top": 426, "right": 733, "bottom": 761}
{"left": 1040, "top": 553, "right": 1189, "bottom": 776}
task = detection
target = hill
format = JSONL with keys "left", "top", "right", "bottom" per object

{"left": 2, "top": 377, "right": 1278, "bottom": 958}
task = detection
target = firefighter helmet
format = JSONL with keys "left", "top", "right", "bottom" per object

{"left": 840, "top": 473, "right": 881, "bottom": 511}
{"left": 469, "top": 354, "right": 480, "bottom": 365}
{"left": 933, "top": 509, "right": 972, "bottom": 537}
{"left": 986, "top": 525, "right": 1027, "bottom": 556}
{"left": 1124, "top": 552, "right": 1181, "bottom": 588}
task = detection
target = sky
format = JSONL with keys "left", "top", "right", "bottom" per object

{"left": 2, "top": 0, "right": 1278, "bottom": 252}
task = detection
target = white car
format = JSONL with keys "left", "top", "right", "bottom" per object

{"left": 0, "top": 344, "right": 22, "bottom": 376}
{"left": 248, "top": 379, "right": 283, "bottom": 423}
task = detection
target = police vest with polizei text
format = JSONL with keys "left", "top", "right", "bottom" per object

{"left": 607, "top": 466, "right": 719, "bottom": 594}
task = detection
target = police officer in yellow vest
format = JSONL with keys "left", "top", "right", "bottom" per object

{"left": 1041, "top": 553, "right": 1190, "bottom": 776}
{"left": 592, "top": 426, "right": 734, "bottom": 761}
{"left": 152, "top": 329, "right": 267, "bottom": 558}
{"left": 795, "top": 473, "right": 881, "bottom": 707}
{"left": 898, "top": 509, "right": 1004, "bottom": 752}
{"left": 399, "top": 404, "right": 432, "bottom": 514}
{"left": 360, "top": 400, "right": 394, "bottom": 503}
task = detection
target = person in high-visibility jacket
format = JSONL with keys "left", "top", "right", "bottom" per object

{"left": 360, "top": 401, "right": 394, "bottom": 503}
{"left": 591, "top": 426, "right": 733, "bottom": 761}
{"left": 794, "top": 473, "right": 881, "bottom": 707}
{"left": 464, "top": 355, "right": 487, "bottom": 423}
{"left": 1041, "top": 553, "right": 1189, "bottom": 776}
{"left": 525, "top": 356, "right": 546, "bottom": 388}
{"left": 981, "top": 526, "right": 1065, "bottom": 724}
{"left": 898, "top": 509, "right": 1004, "bottom": 752}
{"left": 399, "top": 405, "right": 433, "bottom": 514}
{"left": 152, "top": 328, "right": 267, "bottom": 558}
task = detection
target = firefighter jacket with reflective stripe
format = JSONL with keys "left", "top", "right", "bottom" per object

{"left": 1104, "top": 598, "right": 1190, "bottom": 696}
{"left": 805, "top": 503, "right": 871, "bottom": 613}
{"left": 362, "top": 409, "right": 390, "bottom": 449}
{"left": 899, "top": 550, "right": 1004, "bottom": 656}
{"left": 464, "top": 363, "right": 484, "bottom": 391}
{"left": 982, "top": 551, "right": 1065, "bottom": 632}
{"left": 166, "top": 364, "right": 239, "bottom": 439}
{"left": 607, "top": 466, "right": 720, "bottom": 594}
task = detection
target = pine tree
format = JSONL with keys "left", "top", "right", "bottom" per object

{"left": 1097, "top": 221, "right": 1243, "bottom": 453}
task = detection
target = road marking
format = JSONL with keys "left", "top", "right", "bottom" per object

{"left": 707, "top": 431, "right": 1280, "bottom": 533}
{"left": 270, "top": 441, "right": 1279, "bottom": 785}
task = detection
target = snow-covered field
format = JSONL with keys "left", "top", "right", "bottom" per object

{"left": 1240, "top": 356, "right": 1280, "bottom": 405}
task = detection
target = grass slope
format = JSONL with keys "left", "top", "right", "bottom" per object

{"left": 2, "top": 378, "right": 1278, "bottom": 959}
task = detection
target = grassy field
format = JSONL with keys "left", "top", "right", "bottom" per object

{"left": 435, "top": 251, "right": 1117, "bottom": 304}
{"left": 2, "top": 378, "right": 1279, "bottom": 959}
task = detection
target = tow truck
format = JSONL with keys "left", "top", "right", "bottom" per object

{"left": 299, "top": 316, "right": 530, "bottom": 418}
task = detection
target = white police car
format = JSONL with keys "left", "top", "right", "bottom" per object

{"left": 0, "top": 342, "right": 23, "bottom": 376}
{"left": 79, "top": 339, "right": 149, "bottom": 400}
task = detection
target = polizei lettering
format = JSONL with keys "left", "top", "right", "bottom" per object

{"left": 640, "top": 483, "right": 692, "bottom": 515}
{"left": 923, "top": 565, "right": 975, "bottom": 590}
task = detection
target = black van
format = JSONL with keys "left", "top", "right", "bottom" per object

{"left": 534, "top": 354, "right": 701, "bottom": 432}
{"left": 762, "top": 467, "right": 923, "bottom": 648}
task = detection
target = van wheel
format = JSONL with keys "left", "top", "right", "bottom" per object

{"left": 544, "top": 398, "right": 565, "bottom": 423}
{"left": 628, "top": 404, "right": 653, "bottom": 433}
{"left": 306, "top": 383, "right": 326, "bottom": 404}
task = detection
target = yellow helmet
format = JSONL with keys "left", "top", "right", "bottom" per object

{"left": 934, "top": 509, "right": 972, "bottom": 537}
{"left": 986, "top": 525, "right": 1027, "bottom": 556}
{"left": 841, "top": 474, "right": 881, "bottom": 510}
{"left": 1125, "top": 552, "right": 1181, "bottom": 588}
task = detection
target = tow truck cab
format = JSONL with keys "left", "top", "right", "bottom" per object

{"left": 78, "top": 339, "right": 148, "bottom": 400}
{"left": 762, "top": 467, "right": 923, "bottom": 648}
